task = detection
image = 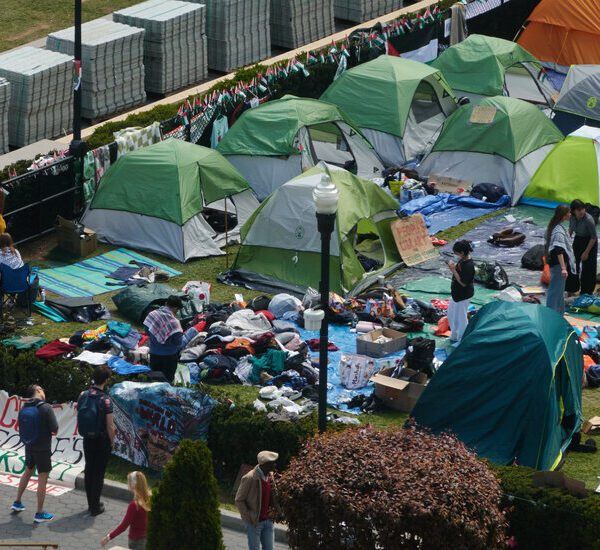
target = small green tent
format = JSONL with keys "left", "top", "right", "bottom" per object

{"left": 418, "top": 96, "right": 563, "bottom": 204}
{"left": 216, "top": 95, "right": 384, "bottom": 201}
{"left": 320, "top": 55, "right": 457, "bottom": 166}
{"left": 82, "top": 139, "right": 258, "bottom": 262}
{"left": 222, "top": 163, "right": 401, "bottom": 295}
{"left": 412, "top": 301, "right": 583, "bottom": 471}
{"left": 430, "top": 34, "right": 557, "bottom": 107}
{"left": 523, "top": 131, "right": 600, "bottom": 206}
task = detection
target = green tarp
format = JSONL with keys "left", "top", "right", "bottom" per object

{"left": 398, "top": 276, "right": 498, "bottom": 307}
{"left": 412, "top": 301, "right": 583, "bottom": 471}
{"left": 90, "top": 139, "right": 249, "bottom": 225}
{"left": 432, "top": 96, "right": 563, "bottom": 162}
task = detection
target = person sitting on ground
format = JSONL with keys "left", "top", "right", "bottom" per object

{"left": 101, "top": 471, "right": 151, "bottom": 550}
{"left": 235, "top": 450, "right": 280, "bottom": 550}
{"left": 447, "top": 240, "right": 475, "bottom": 343}
{"left": 0, "top": 232, "right": 23, "bottom": 269}
{"left": 11, "top": 384, "right": 58, "bottom": 523}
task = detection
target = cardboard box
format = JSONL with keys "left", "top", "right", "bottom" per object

{"left": 371, "top": 368, "right": 427, "bottom": 413}
{"left": 428, "top": 174, "right": 472, "bottom": 195}
{"left": 582, "top": 416, "right": 600, "bottom": 434}
{"left": 356, "top": 328, "right": 406, "bottom": 358}
{"left": 55, "top": 216, "right": 97, "bottom": 257}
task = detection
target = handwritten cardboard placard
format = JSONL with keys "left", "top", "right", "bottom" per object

{"left": 391, "top": 214, "right": 438, "bottom": 266}
{"left": 470, "top": 105, "right": 496, "bottom": 124}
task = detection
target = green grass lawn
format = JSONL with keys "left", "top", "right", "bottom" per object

{"left": 0, "top": 0, "right": 142, "bottom": 52}
{"left": 11, "top": 207, "right": 600, "bottom": 491}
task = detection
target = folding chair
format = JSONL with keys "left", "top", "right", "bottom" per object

{"left": 0, "top": 263, "right": 32, "bottom": 318}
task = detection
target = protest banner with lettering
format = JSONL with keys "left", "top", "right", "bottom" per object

{"left": 391, "top": 214, "right": 438, "bottom": 266}
{"left": 0, "top": 390, "right": 83, "bottom": 487}
{"left": 110, "top": 382, "right": 217, "bottom": 471}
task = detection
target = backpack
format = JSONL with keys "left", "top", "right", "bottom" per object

{"left": 521, "top": 245, "right": 545, "bottom": 271}
{"left": 470, "top": 183, "right": 506, "bottom": 203}
{"left": 77, "top": 391, "right": 105, "bottom": 438}
{"left": 19, "top": 401, "right": 43, "bottom": 446}
{"left": 475, "top": 261, "right": 509, "bottom": 290}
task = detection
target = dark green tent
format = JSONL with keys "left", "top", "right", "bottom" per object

{"left": 412, "top": 302, "right": 583, "bottom": 470}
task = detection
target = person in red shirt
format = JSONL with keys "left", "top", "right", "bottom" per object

{"left": 100, "top": 471, "right": 151, "bottom": 550}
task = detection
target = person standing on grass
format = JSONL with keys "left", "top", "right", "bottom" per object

{"left": 11, "top": 384, "right": 58, "bottom": 523}
{"left": 100, "top": 471, "right": 151, "bottom": 550}
{"left": 235, "top": 451, "right": 280, "bottom": 550}
{"left": 77, "top": 365, "right": 115, "bottom": 516}
{"left": 570, "top": 199, "right": 598, "bottom": 295}
{"left": 143, "top": 295, "right": 184, "bottom": 383}
{"left": 447, "top": 240, "right": 475, "bottom": 343}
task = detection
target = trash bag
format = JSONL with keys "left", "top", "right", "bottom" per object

{"left": 470, "top": 182, "right": 506, "bottom": 203}
{"left": 404, "top": 337, "right": 435, "bottom": 377}
{"left": 475, "top": 261, "right": 509, "bottom": 290}
{"left": 521, "top": 244, "right": 545, "bottom": 270}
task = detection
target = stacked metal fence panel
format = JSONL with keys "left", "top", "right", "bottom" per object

{"left": 271, "top": 0, "right": 335, "bottom": 49}
{"left": 114, "top": 0, "right": 208, "bottom": 94}
{"left": 186, "top": 0, "right": 270, "bottom": 72}
{"left": 0, "top": 78, "right": 9, "bottom": 154}
{"left": 47, "top": 20, "right": 146, "bottom": 119}
{"left": 0, "top": 47, "right": 73, "bottom": 147}
{"left": 334, "top": 0, "right": 403, "bottom": 22}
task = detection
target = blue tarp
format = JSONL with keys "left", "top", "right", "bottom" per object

{"left": 399, "top": 193, "right": 510, "bottom": 234}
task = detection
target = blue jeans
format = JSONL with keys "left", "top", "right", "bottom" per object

{"left": 246, "top": 520, "right": 274, "bottom": 550}
{"left": 546, "top": 264, "right": 566, "bottom": 314}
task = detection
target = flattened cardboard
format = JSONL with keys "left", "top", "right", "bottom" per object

{"left": 429, "top": 174, "right": 472, "bottom": 194}
{"left": 391, "top": 214, "right": 438, "bottom": 266}
{"left": 470, "top": 105, "right": 497, "bottom": 124}
{"left": 582, "top": 416, "right": 600, "bottom": 434}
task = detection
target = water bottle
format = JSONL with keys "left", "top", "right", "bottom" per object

{"left": 40, "top": 289, "right": 46, "bottom": 303}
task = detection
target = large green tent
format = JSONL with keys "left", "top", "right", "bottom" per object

{"left": 320, "top": 55, "right": 457, "bottom": 165}
{"left": 430, "top": 34, "right": 557, "bottom": 106}
{"left": 523, "top": 132, "right": 600, "bottom": 206}
{"left": 412, "top": 301, "right": 583, "bottom": 471}
{"left": 222, "top": 163, "right": 401, "bottom": 295}
{"left": 216, "top": 95, "right": 383, "bottom": 201}
{"left": 82, "top": 139, "right": 258, "bottom": 262}
{"left": 418, "top": 96, "right": 563, "bottom": 204}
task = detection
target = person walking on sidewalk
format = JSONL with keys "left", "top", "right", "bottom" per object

{"left": 11, "top": 384, "right": 58, "bottom": 523}
{"left": 77, "top": 365, "right": 115, "bottom": 516}
{"left": 235, "top": 450, "right": 280, "bottom": 550}
{"left": 100, "top": 471, "right": 151, "bottom": 550}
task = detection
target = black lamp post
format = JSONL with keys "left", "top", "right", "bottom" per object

{"left": 69, "top": 0, "right": 86, "bottom": 160}
{"left": 313, "top": 171, "right": 339, "bottom": 433}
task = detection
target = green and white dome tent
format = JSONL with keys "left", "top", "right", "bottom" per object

{"left": 523, "top": 126, "right": 600, "bottom": 207}
{"left": 321, "top": 55, "right": 458, "bottom": 167}
{"left": 222, "top": 162, "right": 401, "bottom": 296}
{"left": 82, "top": 139, "right": 259, "bottom": 262}
{"left": 418, "top": 96, "right": 563, "bottom": 205}
{"left": 216, "top": 95, "right": 384, "bottom": 201}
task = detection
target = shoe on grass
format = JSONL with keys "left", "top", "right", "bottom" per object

{"left": 34, "top": 512, "right": 54, "bottom": 523}
{"left": 11, "top": 501, "right": 25, "bottom": 512}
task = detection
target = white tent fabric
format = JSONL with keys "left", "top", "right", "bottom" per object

{"left": 570, "top": 126, "right": 600, "bottom": 140}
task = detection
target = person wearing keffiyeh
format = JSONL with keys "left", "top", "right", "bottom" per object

{"left": 143, "top": 296, "right": 184, "bottom": 383}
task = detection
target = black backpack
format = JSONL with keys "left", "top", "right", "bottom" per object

{"left": 521, "top": 244, "right": 545, "bottom": 271}
{"left": 475, "top": 261, "right": 509, "bottom": 290}
{"left": 77, "top": 391, "right": 105, "bottom": 438}
{"left": 405, "top": 337, "right": 435, "bottom": 378}
{"left": 470, "top": 183, "right": 506, "bottom": 203}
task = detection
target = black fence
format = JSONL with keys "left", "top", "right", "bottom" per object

{"left": 2, "top": 157, "right": 80, "bottom": 245}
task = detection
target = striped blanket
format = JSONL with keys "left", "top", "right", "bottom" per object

{"left": 38, "top": 248, "right": 181, "bottom": 298}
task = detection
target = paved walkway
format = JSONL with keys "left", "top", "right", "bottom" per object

{"left": 0, "top": 483, "right": 288, "bottom": 549}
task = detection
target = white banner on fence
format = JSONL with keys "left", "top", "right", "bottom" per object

{"left": 0, "top": 390, "right": 84, "bottom": 487}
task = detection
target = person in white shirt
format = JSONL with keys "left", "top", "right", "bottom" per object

{"left": 0, "top": 233, "right": 24, "bottom": 270}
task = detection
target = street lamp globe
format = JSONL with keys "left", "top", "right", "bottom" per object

{"left": 313, "top": 172, "right": 339, "bottom": 215}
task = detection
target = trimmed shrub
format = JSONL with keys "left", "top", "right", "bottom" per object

{"left": 207, "top": 403, "right": 317, "bottom": 480}
{"left": 277, "top": 426, "right": 507, "bottom": 550}
{"left": 147, "top": 439, "right": 224, "bottom": 550}
{"left": 493, "top": 464, "right": 600, "bottom": 550}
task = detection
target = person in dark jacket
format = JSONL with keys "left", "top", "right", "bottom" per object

{"left": 11, "top": 384, "right": 58, "bottom": 523}
{"left": 448, "top": 240, "right": 475, "bottom": 343}
{"left": 570, "top": 199, "right": 598, "bottom": 295}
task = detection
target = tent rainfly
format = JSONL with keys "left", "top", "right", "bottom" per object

{"left": 418, "top": 96, "right": 563, "bottom": 205}
{"left": 82, "top": 139, "right": 259, "bottom": 262}
{"left": 523, "top": 127, "right": 600, "bottom": 207}
{"left": 216, "top": 95, "right": 384, "bottom": 201}
{"left": 430, "top": 34, "right": 558, "bottom": 108}
{"left": 221, "top": 163, "right": 401, "bottom": 296}
{"left": 320, "top": 55, "right": 457, "bottom": 166}
{"left": 553, "top": 65, "right": 600, "bottom": 134}
{"left": 412, "top": 301, "right": 583, "bottom": 471}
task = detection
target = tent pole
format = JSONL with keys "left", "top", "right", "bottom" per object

{"left": 224, "top": 200, "right": 229, "bottom": 268}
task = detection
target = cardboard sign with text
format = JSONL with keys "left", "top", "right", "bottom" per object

{"left": 0, "top": 390, "right": 83, "bottom": 487}
{"left": 391, "top": 214, "right": 438, "bottom": 266}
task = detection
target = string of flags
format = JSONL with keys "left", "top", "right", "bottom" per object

{"left": 173, "top": 5, "right": 444, "bottom": 127}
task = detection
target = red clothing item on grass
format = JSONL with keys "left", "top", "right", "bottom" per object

{"left": 109, "top": 501, "right": 148, "bottom": 541}
{"left": 35, "top": 340, "right": 76, "bottom": 359}
{"left": 259, "top": 478, "right": 272, "bottom": 521}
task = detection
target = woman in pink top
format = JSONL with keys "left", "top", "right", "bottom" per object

{"left": 101, "top": 471, "right": 151, "bottom": 550}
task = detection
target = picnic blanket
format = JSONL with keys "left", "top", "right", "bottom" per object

{"left": 38, "top": 249, "right": 181, "bottom": 298}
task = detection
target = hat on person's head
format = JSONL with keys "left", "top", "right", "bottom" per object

{"left": 257, "top": 451, "right": 279, "bottom": 465}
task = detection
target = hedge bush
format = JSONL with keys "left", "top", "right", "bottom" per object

{"left": 276, "top": 426, "right": 507, "bottom": 550}
{"left": 147, "top": 439, "right": 224, "bottom": 550}
{"left": 492, "top": 464, "right": 600, "bottom": 550}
